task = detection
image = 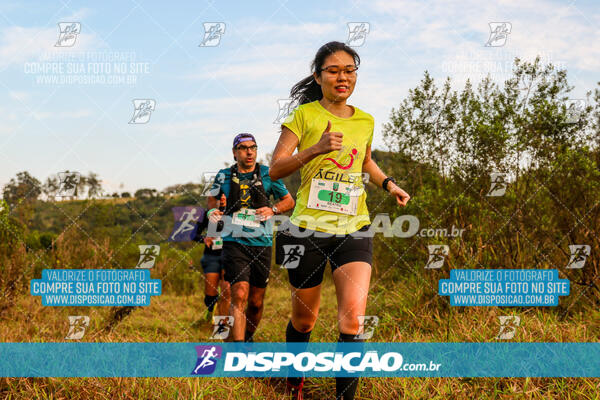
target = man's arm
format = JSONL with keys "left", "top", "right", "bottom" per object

{"left": 255, "top": 193, "right": 294, "bottom": 220}
{"left": 272, "top": 193, "right": 294, "bottom": 214}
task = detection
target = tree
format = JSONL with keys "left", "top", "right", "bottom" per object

{"left": 86, "top": 172, "right": 103, "bottom": 198}
{"left": 75, "top": 174, "right": 87, "bottom": 199}
{"left": 134, "top": 188, "right": 156, "bottom": 199}
{"left": 380, "top": 57, "right": 599, "bottom": 305}
{"left": 42, "top": 175, "right": 60, "bottom": 201}
{"left": 2, "top": 171, "right": 41, "bottom": 207}
{"left": 383, "top": 57, "right": 594, "bottom": 181}
{"left": 162, "top": 183, "right": 202, "bottom": 197}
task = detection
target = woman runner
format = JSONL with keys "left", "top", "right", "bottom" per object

{"left": 194, "top": 194, "right": 230, "bottom": 322}
{"left": 269, "top": 41, "right": 410, "bottom": 400}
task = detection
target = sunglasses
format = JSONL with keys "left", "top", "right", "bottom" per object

{"left": 319, "top": 65, "right": 359, "bottom": 75}
{"left": 235, "top": 144, "right": 258, "bottom": 151}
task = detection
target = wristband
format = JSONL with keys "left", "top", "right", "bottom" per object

{"left": 207, "top": 208, "right": 218, "bottom": 218}
{"left": 382, "top": 176, "right": 396, "bottom": 192}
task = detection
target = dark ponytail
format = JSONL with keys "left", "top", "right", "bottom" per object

{"left": 290, "top": 41, "right": 361, "bottom": 105}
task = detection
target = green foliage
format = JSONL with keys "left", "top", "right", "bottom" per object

{"left": 0, "top": 199, "right": 24, "bottom": 254}
{"left": 2, "top": 171, "right": 41, "bottom": 207}
{"left": 24, "top": 230, "right": 56, "bottom": 251}
{"left": 134, "top": 188, "right": 158, "bottom": 198}
{"left": 378, "top": 57, "right": 599, "bottom": 306}
{"left": 383, "top": 57, "right": 595, "bottom": 180}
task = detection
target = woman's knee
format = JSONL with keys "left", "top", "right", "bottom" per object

{"left": 292, "top": 310, "right": 318, "bottom": 332}
{"left": 293, "top": 318, "right": 316, "bottom": 333}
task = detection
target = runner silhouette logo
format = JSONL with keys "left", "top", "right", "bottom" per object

{"left": 496, "top": 316, "right": 520, "bottom": 340}
{"left": 210, "top": 316, "right": 234, "bottom": 339}
{"left": 566, "top": 245, "right": 591, "bottom": 269}
{"left": 192, "top": 345, "right": 222, "bottom": 375}
{"left": 486, "top": 172, "right": 507, "bottom": 197}
{"left": 281, "top": 245, "right": 305, "bottom": 269}
{"left": 169, "top": 207, "right": 205, "bottom": 242}
{"left": 136, "top": 245, "right": 160, "bottom": 269}
{"left": 424, "top": 245, "right": 449, "bottom": 269}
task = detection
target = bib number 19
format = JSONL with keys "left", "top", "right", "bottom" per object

{"left": 307, "top": 178, "right": 358, "bottom": 215}
{"left": 318, "top": 189, "right": 349, "bottom": 205}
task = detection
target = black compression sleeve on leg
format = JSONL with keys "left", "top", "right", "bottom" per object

{"left": 286, "top": 320, "right": 312, "bottom": 386}
{"left": 336, "top": 333, "right": 364, "bottom": 400}
{"left": 286, "top": 320, "right": 312, "bottom": 342}
{"left": 204, "top": 294, "right": 218, "bottom": 312}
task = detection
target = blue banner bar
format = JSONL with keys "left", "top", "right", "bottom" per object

{"left": 0, "top": 343, "right": 597, "bottom": 377}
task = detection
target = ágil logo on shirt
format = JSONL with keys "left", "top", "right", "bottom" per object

{"left": 325, "top": 147, "right": 357, "bottom": 170}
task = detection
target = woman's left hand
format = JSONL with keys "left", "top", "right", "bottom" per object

{"left": 389, "top": 184, "right": 410, "bottom": 207}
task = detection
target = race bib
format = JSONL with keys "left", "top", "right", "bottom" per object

{"left": 211, "top": 237, "right": 223, "bottom": 250}
{"left": 307, "top": 179, "right": 359, "bottom": 215}
{"left": 232, "top": 208, "right": 260, "bottom": 227}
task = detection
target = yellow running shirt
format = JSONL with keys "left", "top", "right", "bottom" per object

{"left": 282, "top": 100, "right": 374, "bottom": 234}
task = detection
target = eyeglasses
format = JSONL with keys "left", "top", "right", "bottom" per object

{"left": 320, "top": 65, "right": 358, "bottom": 75}
{"left": 235, "top": 144, "right": 257, "bottom": 152}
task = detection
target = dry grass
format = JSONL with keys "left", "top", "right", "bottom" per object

{"left": 1, "top": 268, "right": 599, "bottom": 399}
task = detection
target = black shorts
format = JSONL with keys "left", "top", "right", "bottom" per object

{"left": 275, "top": 223, "right": 373, "bottom": 289}
{"left": 222, "top": 241, "right": 272, "bottom": 288}
{"left": 200, "top": 253, "right": 224, "bottom": 274}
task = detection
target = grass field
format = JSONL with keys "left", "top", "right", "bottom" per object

{"left": 1, "top": 264, "right": 599, "bottom": 400}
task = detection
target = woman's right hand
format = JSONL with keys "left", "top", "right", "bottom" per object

{"left": 314, "top": 120, "right": 343, "bottom": 155}
{"left": 203, "top": 237, "right": 214, "bottom": 247}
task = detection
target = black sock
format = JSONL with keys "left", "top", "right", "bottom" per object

{"left": 204, "top": 294, "right": 218, "bottom": 312}
{"left": 244, "top": 330, "right": 255, "bottom": 342}
{"left": 286, "top": 320, "right": 312, "bottom": 342}
{"left": 286, "top": 320, "right": 311, "bottom": 386}
{"left": 336, "top": 333, "right": 364, "bottom": 400}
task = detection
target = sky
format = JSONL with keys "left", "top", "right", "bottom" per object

{"left": 0, "top": 0, "right": 599, "bottom": 196}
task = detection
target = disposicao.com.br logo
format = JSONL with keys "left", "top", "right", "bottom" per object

{"left": 190, "top": 344, "right": 441, "bottom": 376}
{"left": 223, "top": 351, "right": 441, "bottom": 373}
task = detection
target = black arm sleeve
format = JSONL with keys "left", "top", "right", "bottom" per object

{"left": 192, "top": 216, "right": 209, "bottom": 242}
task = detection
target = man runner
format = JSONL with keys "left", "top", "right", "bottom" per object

{"left": 208, "top": 133, "right": 294, "bottom": 342}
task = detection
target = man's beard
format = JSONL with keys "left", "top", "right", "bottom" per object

{"left": 239, "top": 159, "right": 255, "bottom": 170}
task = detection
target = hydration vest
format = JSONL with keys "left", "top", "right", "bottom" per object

{"left": 225, "top": 163, "right": 270, "bottom": 215}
